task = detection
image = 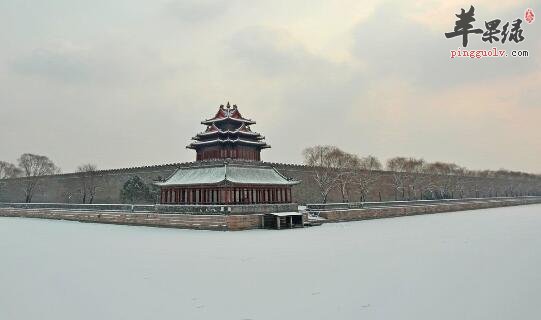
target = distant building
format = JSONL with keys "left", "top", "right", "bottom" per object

{"left": 156, "top": 103, "right": 299, "bottom": 204}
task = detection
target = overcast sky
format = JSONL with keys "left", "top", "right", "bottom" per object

{"left": 0, "top": 0, "right": 539, "bottom": 173}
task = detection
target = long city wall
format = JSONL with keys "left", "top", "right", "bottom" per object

{"left": 312, "top": 197, "right": 541, "bottom": 222}
{"left": 0, "top": 161, "right": 540, "bottom": 204}
{"left": 1, "top": 197, "right": 540, "bottom": 231}
{"left": 0, "top": 208, "right": 262, "bottom": 231}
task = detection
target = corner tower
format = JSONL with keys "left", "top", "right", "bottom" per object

{"left": 187, "top": 103, "right": 270, "bottom": 161}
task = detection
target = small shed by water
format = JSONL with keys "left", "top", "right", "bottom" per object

{"left": 263, "top": 212, "right": 304, "bottom": 229}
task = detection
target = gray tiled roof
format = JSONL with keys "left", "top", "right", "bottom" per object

{"left": 155, "top": 164, "right": 299, "bottom": 186}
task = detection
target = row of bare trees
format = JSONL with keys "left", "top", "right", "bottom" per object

{"left": 303, "top": 146, "right": 383, "bottom": 203}
{"left": 0, "top": 154, "right": 98, "bottom": 203}
{"left": 0, "top": 154, "right": 60, "bottom": 203}
{"left": 303, "top": 145, "right": 541, "bottom": 203}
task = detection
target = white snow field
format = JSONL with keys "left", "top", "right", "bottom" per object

{"left": 1, "top": 204, "right": 540, "bottom": 320}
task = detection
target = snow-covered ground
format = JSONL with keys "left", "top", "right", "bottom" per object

{"left": 1, "top": 204, "right": 540, "bottom": 320}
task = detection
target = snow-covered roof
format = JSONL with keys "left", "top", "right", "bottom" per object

{"left": 201, "top": 117, "right": 255, "bottom": 125}
{"left": 266, "top": 212, "right": 303, "bottom": 216}
{"left": 201, "top": 103, "right": 256, "bottom": 125}
{"left": 195, "top": 129, "right": 262, "bottom": 137}
{"left": 187, "top": 138, "right": 270, "bottom": 148}
{"left": 155, "top": 164, "right": 299, "bottom": 186}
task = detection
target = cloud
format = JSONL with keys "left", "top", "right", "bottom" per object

{"left": 351, "top": 2, "right": 541, "bottom": 89}
{"left": 164, "top": 0, "right": 231, "bottom": 23}
{"left": 0, "top": 0, "right": 539, "bottom": 173}
{"left": 10, "top": 43, "right": 92, "bottom": 83}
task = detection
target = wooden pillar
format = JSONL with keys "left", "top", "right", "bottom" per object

{"left": 289, "top": 216, "right": 293, "bottom": 228}
{"left": 287, "top": 188, "right": 291, "bottom": 203}
{"left": 276, "top": 216, "right": 280, "bottom": 230}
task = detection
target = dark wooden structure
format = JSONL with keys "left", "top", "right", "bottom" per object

{"left": 188, "top": 102, "right": 270, "bottom": 161}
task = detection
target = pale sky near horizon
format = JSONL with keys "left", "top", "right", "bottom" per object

{"left": 0, "top": 0, "right": 539, "bottom": 173}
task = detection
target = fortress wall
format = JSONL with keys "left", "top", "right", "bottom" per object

{"left": 0, "top": 207, "right": 263, "bottom": 231}
{"left": 1, "top": 162, "right": 539, "bottom": 205}
{"left": 317, "top": 197, "right": 541, "bottom": 222}
{"left": 0, "top": 164, "right": 180, "bottom": 204}
{"left": 1, "top": 197, "right": 539, "bottom": 231}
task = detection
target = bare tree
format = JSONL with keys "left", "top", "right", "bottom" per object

{"left": 17, "top": 153, "right": 60, "bottom": 203}
{"left": 403, "top": 158, "right": 425, "bottom": 200}
{"left": 422, "top": 162, "right": 466, "bottom": 199}
{"left": 418, "top": 174, "right": 439, "bottom": 199}
{"left": 0, "top": 161, "right": 22, "bottom": 179}
{"left": 0, "top": 161, "right": 22, "bottom": 199}
{"left": 303, "top": 145, "right": 346, "bottom": 203}
{"left": 77, "top": 164, "right": 98, "bottom": 204}
{"left": 335, "top": 151, "right": 360, "bottom": 202}
{"left": 355, "top": 155, "right": 382, "bottom": 202}
{"left": 386, "top": 157, "right": 425, "bottom": 200}
{"left": 386, "top": 157, "right": 408, "bottom": 200}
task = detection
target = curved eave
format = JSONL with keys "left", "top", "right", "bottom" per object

{"left": 186, "top": 138, "right": 270, "bottom": 149}
{"left": 195, "top": 130, "right": 261, "bottom": 137}
{"left": 155, "top": 179, "right": 227, "bottom": 187}
{"left": 201, "top": 117, "right": 256, "bottom": 125}
{"left": 155, "top": 180, "right": 298, "bottom": 187}
{"left": 155, "top": 164, "right": 299, "bottom": 187}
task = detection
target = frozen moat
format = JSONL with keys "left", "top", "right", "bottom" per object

{"left": 1, "top": 204, "right": 540, "bottom": 320}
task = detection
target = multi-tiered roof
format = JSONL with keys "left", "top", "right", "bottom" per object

{"left": 187, "top": 103, "right": 270, "bottom": 161}
{"left": 156, "top": 103, "right": 299, "bottom": 205}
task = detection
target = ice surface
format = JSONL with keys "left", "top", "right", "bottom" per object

{"left": 1, "top": 204, "right": 541, "bottom": 320}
